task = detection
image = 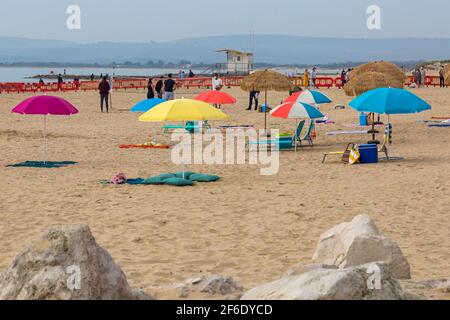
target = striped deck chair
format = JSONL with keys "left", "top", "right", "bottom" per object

{"left": 248, "top": 120, "right": 305, "bottom": 151}
{"left": 299, "top": 120, "right": 316, "bottom": 147}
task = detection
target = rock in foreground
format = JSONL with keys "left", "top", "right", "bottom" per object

{"left": 0, "top": 225, "right": 152, "bottom": 300}
{"left": 241, "top": 263, "right": 406, "bottom": 300}
{"left": 312, "top": 214, "right": 411, "bottom": 279}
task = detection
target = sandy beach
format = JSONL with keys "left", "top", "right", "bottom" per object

{"left": 1, "top": 87, "right": 449, "bottom": 299}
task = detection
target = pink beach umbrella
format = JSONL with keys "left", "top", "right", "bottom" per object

{"left": 12, "top": 95, "right": 79, "bottom": 163}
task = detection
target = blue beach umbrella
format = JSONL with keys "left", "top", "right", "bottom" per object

{"left": 349, "top": 88, "right": 431, "bottom": 115}
{"left": 131, "top": 98, "right": 166, "bottom": 143}
{"left": 131, "top": 98, "right": 166, "bottom": 113}
{"left": 349, "top": 88, "right": 431, "bottom": 146}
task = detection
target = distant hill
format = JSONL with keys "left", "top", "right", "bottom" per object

{"left": 1, "top": 35, "right": 450, "bottom": 65}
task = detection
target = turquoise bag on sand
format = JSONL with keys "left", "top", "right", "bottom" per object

{"left": 189, "top": 174, "right": 221, "bottom": 182}
{"left": 162, "top": 177, "right": 194, "bottom": 187}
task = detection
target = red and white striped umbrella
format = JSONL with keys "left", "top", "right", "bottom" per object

{"left": 285, "top": 89, "right": 332, "bottom": 105}
{"left": 271, "top": 101, "right": 324, "bottom": 119}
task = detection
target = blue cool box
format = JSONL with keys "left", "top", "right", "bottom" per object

{"left": 359, "top": 144, "right": 378, "bottom": 164}
{"left": 359, "top": 113, "right": 368, "bottom": 126}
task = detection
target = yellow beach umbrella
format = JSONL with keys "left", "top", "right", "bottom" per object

{"left": 139, "top": 98, "right": 229, "bottom": 122}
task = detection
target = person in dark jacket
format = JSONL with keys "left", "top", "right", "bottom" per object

{"left": 98, "top": 76, "right": 111, "bottom": 113}
{"left": 246, "top": 90, "right": 260, "bottom": 111}
{"left": 155, "top": 76, "right": 164, "bottom": 99}
{"left": 147, "top": 78, "right": 155, "bottom": 99}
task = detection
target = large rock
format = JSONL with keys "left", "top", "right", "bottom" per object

{"left": 0, "top": 225, "right": 153, "bottom": 300}
{"left": 241, "top": 263, "right": 406, "bottom": 300}
{"left": 312, "top": 215, "right": 411, "bottom": 279}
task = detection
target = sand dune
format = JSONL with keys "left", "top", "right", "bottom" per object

{"left": 0, "top": 87, "right": 449, "bottom": 299}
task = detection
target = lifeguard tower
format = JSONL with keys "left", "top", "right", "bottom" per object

{"left": 215, "top": 49, "right": 253, "bottom": 75}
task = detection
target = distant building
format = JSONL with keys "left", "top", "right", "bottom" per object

{"left": 216, "top": 49, "right": 253, "bottom": 75}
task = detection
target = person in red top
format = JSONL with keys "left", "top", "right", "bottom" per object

{"left": 98, "top": 76, "right": 111, "bottom": 113}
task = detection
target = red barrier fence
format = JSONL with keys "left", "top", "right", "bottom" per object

{"left": 0, "top": 76, "right": 445, "bottom": 94}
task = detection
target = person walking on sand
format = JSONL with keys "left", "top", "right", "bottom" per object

{"left": 246, "top": 90, "right": 260, "bottom": 111}
{"left": 439, "top": 66, "right": 446, "bottom": 88}
{"left": 98, "top": 76, "right": 111, "bottom": 113}
{"left": 163, "top": 74, "right": 176, "bottom": 100}
{"left": 155, "top": 76, "right": 164, "bottom": 99}
{"left": 147, "top": 78, "right": 155, "bottom": 99}
{"left": 303, "top": 69, "right": 310, "bottom": 88}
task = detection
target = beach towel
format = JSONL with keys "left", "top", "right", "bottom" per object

{"left": 7, "top": 161, "right": 77, "bottom": 168}
{"left": 327, "top": 130, "right": 369, "bottom": 136}
{"left": 428, "top": 124, "right": 450, "bottom": 128}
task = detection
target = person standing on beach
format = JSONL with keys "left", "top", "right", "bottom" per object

{"left": 98, "top": 76, "right": 111, "bottom": 113}
{"left": 340, "top": 69, "right": 347, "bottom": 87}
{"left": 421, "top": 67, "right": 427, "bottom": 87}
{"left": 163, "top": 74, "right": 176, "bottom": 100}
{"left": 416, "top": 68, "right": 422, "bottom": 87}
{"left": 189, "top": 69, "right": 195, "bottom": 78}
{"left": 57, "top": 74, "right": 64, "bottom": 91}
{"left": 90, "top": 73, "right": 95, "bottom": 81}
{"left": 73, "top": 76, "right": 80, "bottom": 88}
{"left": 147, "top": 78, "right": 155, "bottom": 99}
{"left": 345, "top": 69, "right": 351, "bottom": 84}
{"left": 303, "top": 69, "right": 310, "bottom": 87}
{"left": 212, "top": 73, "right": 223, "bottom": 91}
{"left": 311, "top": 67, "right": 318, "bottom": 88}
{"left": 439, "top": 66, "right": 446, "bottom": 88}
{"left": 246, "top": 90, "right": 260, "bottom": 111}
{"left": 212, "top": 73, "right": 223, "bottom": 108}
{"left": 155, "top": 76, "right": 164, "bottom": 99}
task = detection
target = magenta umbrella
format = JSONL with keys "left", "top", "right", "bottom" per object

{"left": 12, "top": 95, "right": 79, "bottom": 163}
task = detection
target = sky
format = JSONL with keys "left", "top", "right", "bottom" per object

{"left": 0, "top": 0, "right": 449, "bottom": 43}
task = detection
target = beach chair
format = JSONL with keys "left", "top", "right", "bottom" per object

{"left": 163, "top": 124, "right": 184, "bottom": 133}
{"left": 247, "top": 120, "right": 305, "bottom": 151}
{"left": 164, "top": 121, "right": 211, "bottom": 134}
{"left": 298, "top": 120, "right": 316, "bottom": 147}
{"left": 185, "top": 121, "right": 211, "bottom": 133}
{"left": 378, "top": 134, "right": 390, "bottom": 160}
{"left": 322, "top": 143, "right": 356, "bottom": 164}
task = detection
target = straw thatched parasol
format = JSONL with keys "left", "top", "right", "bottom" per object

{"left": 241, "top": 70, "right": 295, "bottom": 92}
{"left": 344, "top": 72, "right": 404, "bottom": 96}
{"left": 241, "top": 70, "right": 295, "bottom": 132}
{"left": 350, "top": 61, "right": 406, "bottom": 84}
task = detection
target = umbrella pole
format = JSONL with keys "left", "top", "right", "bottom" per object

{"left": 264, "top": 89, "right": 268, "bottom": 136}
{"left": 295, "top": 119, "right": 298, "bottom": 152}
{"left": 372, "top": 113, "right": 376, "bottom": 141}
{"left": 43, "top": 115, "right": 47, "bottom": 164}
{"left": 153, "top": 127, "right": 157, "bottom": 144}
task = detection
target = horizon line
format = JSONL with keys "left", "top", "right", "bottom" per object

{"left": 2, "top": 33, "right": 450, "bottom": 45}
